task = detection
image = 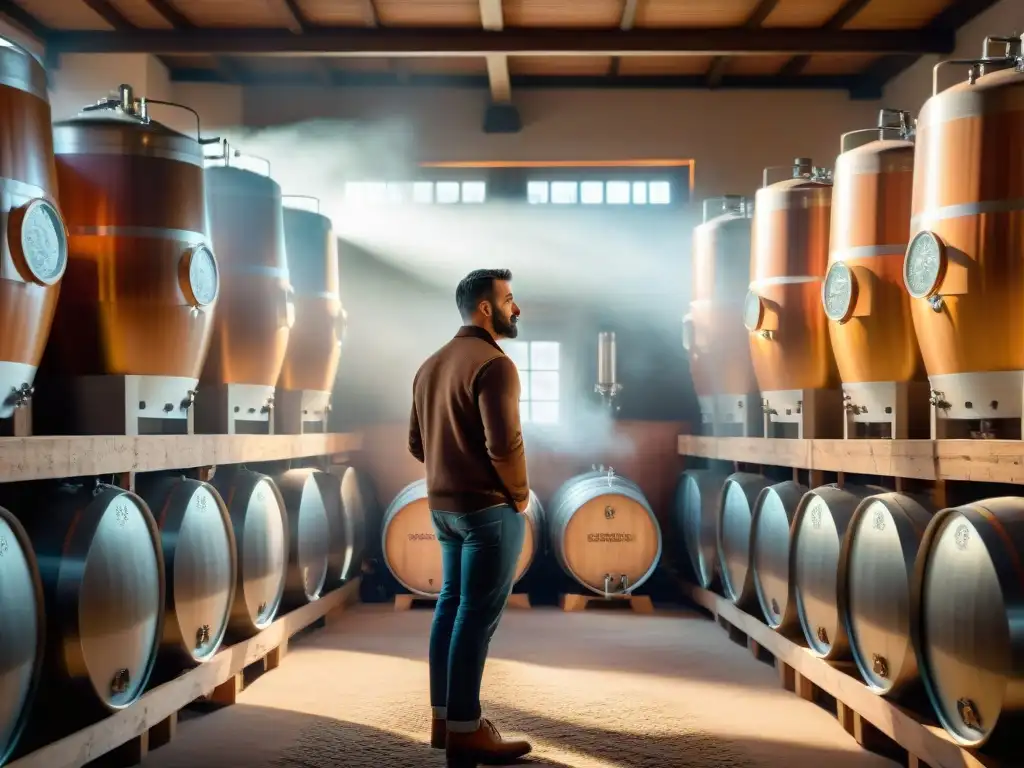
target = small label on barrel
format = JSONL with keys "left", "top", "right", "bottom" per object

{"left": 955, "top": 524, "right": 969, "bottom": 550}
{"left": 114, "top": 503, "right": 129, "bottom": 527}
{"left": 587, "top": 532, "right": 634, "bottom": 543}
{"left": 0, "top": 536, "right": 6, "bottom": 557}
{"left": 408, "top": 532, "right": 436, "bottom": 542}
{"left": 196, "top": 493, "right": 208, "bottom": 513}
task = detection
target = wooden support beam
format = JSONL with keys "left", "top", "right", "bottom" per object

{"left": 609, "top": 0, "right": 638, "bottom": 77}
{"left": 141, "top": 0, "right": 246, "bottom": 83}
{"left": 0, "top": 0, "right": 49, "bottom": 39}
{"left": 479, "top": 0, "right": 510, "bottom": 103}
{"left": 706, "top": 0, "right": 782, "bottom": 87}
{"left": 778, "top": 0, "right": 875, "bottom": 77}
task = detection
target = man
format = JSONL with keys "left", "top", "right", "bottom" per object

{"left": 408, "top": 268, "right": 533, "bottom": 767}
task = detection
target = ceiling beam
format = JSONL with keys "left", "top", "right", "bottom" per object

{"left": 778, "top": 0, "right": 874, "bottom": 77}
{"left": 140, "top": 0, "right": 248, "bottom": 84}
{"left": 46, "top": 26, "right": 954, "bottom": 57}
{"left": 862, "top": 0, "right": 1009, "bottom": 91}
{"left": 168, "top": 66, "right": 869, "bottom": 92}
{"left": 609, "top": 0, "right": 638, "bottom": 77}
{"left": 479, "top": 0, "right": 510, "bottom": 102}
{"left": 0, "top": 0, "right": 49, "bottom": 38}
{"left": 706, "top": 0, "right": 782, "bottom": 88}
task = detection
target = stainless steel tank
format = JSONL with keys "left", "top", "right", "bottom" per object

{"left": 0, "top": 505, "right": 44, "bottom": 765}
{"left": 838, "top": 492, "right": 931, "bottom": 698}
{"left": 750, "top": 480, "right": 808, "bottom": 634}
{"left": 328, "top": 463, "right": 379, "bottom": 586}
{"left": 911, "top": 497, "right": 1024, "bottom": 748}
{"left": 274, "top": 468, "right": 332, "bottom": 608}
{"left": 716, "top": 472, "right": 772, "bottom": 607}
{"left": 209, "top": 468, "right": 288, "bottom": 639}
{"left": 135, "top": 474, "right": 236, "bottom": 678}
{"left": 674, "top": 469, "right": 728, "bottom": 589}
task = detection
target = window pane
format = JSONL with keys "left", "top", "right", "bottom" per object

{"left": 530, "top": 341, "right": 560, "bottom": 371}
{"left": 580, "top": 180, "right": 603, "bottom": 204}
{"left": 501, "top": 340, "right": 530, "bottom": 370}
{"left": 462, "top": 181, "right": 486, "bottom": 204}
{"left": 344, "top": 181, "right": 367, "bottom": 203}
{"left": 519, "top": 401, "right": 531, "bottom": 423}
{"left": 550, "top": 181, "right": 577, "bottom": 204}
{"left": 412, "top": 181, "right": 434, "bottom": 203}
{"left": 436, "top": 181, "right": 461, "bottom": 204}
{"left": 607, "top": 181, "right": 631, "bottom": 204}
{"left": 386, "top": 182, "right": 409, "bottom": 203}
{"left": 632, "top": 182, "right": 647, "bottom": 204}
{"left": 362, "top": 182, "right": 387, "bottom": 204}
{"left": 649, "top": 181, "right": 671, "bottom": 204}
{"left": 527, "top": 181, "right": 549, "bottom": 204}
{"left": 530, "top": 401, "right": 559, "bottom": 425}
{"left": 530, "top": 371, "right": 559, "bottom": 401}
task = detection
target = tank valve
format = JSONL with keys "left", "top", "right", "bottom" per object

{"left": 872, "top": 654, "right": 889, "bottom": 679}
{"left": 816, "top": 626, "right": 829, "bottom": 645}
{"left": 261, "top": 397, "right": 275, "bottom": 414}
{"left": 770, "top": 598, "right": 780, "bottom": 616}
{"left": 761, "top": 399, "right": 777, "bottom": 416}
{"left": 257, "top": 601, "right": 268, "bottom": 618}
{"left": 619, "top": 574, "right": 629, "bottom": 593}
{"left": 110, "top": 668, "right": 131, "bottom": 696}
{"left": 956, "top": 698, "right": 982, "bottom": 730}
{"left": 4, "top": 383, "right": 33, "bottom": 409}
{"left": 929, "top": 390, "right": 951, "bottom": 410}
{"left": 603, "top": 573, "right": 613, "bottom": 596}
{"left": 196, "top": 624, "right": 211, "bottom": 649}
{"left": 181, "top": 389, "right": 197, "bottom": 410}
{"left": 927, "top": 295, "right": 944, "bottom": 312}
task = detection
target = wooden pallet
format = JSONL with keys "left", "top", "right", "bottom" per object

{"left": 683, "top": 583, "right": 1004, "bottom": 768}
{"left": 559, "top": 593, "right": 654, "bottom": 614}
{"left": 0, "top": 432, "right": 361, "bottom": 483}
{"left": 394, "top": 593, "right": 532, "bottom": 611}
{"left": 8, "top": 579, "right": 361, "bottom": 768}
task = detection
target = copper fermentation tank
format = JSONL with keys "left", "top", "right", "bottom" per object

{"left": 684, "top": 195, "right": 757, "bottom": 433}
{"left": 904, "top": 36, "right": 1024, "bottom": 429}
{"left": 745, "top": 158, "right": 836, "bottom": 421}
{"left": 201, "top": 144, "right": 293, "bottom": 425}
{"left": 277, "top": 200, "right": 346, "bottom": 425}
{"left": 5, "top": 482, "right": 164, "bottom": 747}
{"left": 135, "top": 474, "right": 237, "bottom": 681}
{"left": 0, "top": 39, "right": 68, "bottom": 420}
{"left": 911, "top": 497, "right": 1024, "bottom": 748}
{"left": 209, "top": 467, "right": 288, "bottom": 640}
{"left": 47, "top": 84, "right": 219, "bottom": 431}
{"left": 0, "top": 505, "right": 45, "bottom": 766}
{"left": 824, "top": 109, "right": 925, "bottom": 423}
{"left": 274, "top": 468, "right": 332, "bottom": 608}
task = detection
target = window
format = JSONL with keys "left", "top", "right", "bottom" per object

{"left": 500, "top": 340, "right": 560, "bottom": 425}
{"left": 522, "top": 180, "right": 671, "bottom": 206}
{"left": 344, "top": 180, "right": 486, "bottom": 205}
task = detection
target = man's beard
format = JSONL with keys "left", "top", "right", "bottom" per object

{"left": 494, "top": 312, "right": 518, "bottom": 339}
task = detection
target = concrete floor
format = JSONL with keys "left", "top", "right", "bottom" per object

{"left": 138, "top": 603, "right": 899, "bottom": 768}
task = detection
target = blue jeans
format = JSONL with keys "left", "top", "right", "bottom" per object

{"left": 428, "top": 504, "right": 525, "bottom": 732}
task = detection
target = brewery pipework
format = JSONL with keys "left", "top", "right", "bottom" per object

{"left": 595, "top": 331, "right": 622, "bottom": 410}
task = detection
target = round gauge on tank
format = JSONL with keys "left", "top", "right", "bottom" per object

{"left": 180, "top": 244, "right": 220, "bottom": 308}
{"left": 903, "top": 231, "right": 945, "bottom": 299}
{"left": 743, "top": 290, "right": 764, "bottom": 332}
{"left": 822, "top": 261, "right": 857, "bottom": 323}
{"left": 15, "top": 198, "right": 68, "bottom": 285}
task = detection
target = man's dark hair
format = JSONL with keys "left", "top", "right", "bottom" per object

{"left": 455, "top": 269, "right": 512, "bottom": 321}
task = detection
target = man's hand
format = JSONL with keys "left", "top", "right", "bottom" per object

{"left": 515, "top": 497, "right": 530, "bottom": 514}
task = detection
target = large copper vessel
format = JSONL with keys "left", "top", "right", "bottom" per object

{"left": 684, "top": 195, "right": 758, "bottom": 433}
{"left": 904, "top": 35, "right": 1024, "bottom": 428}
{"left": 744, "top": 158, "right": 837, "bottom": 422}
{"left": 200, "top": 146, "right": 293, "bottom": 427}
{"left": 46, "top": 85, "right": 219, "bottom": 431}
{"left": 277, "top": 201, "right": 346, "bottom": 425}
{"left": 0, "top": 39, "right": 68, "bottom": 420}
{"left": 825, "top": 109, "right": 925, "bottom": 425}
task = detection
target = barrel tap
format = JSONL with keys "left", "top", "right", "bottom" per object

{"left": 4, "top": 382, "right": 33, "bottom": 410}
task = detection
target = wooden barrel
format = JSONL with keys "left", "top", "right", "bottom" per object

{"left": 381, "top": 480, "right": 543, "bottom": 597}
{"left": 716, "top": 472, "right": 772, "bottom": 606}
{"left": 911, "top": 497, "right": 1024, "bottom": 748}
{"left": 274, "top": 468, "right": 332, "bottom": 608}
{"left": 0, "top": 37, "right": 68, "bottom": 422}
{"left": 8, "top": 482, "right": 164, "bottom": 743}
{"left": 0, "top": 505, "right": 45, "bottom": 765}
{"left": 791, "top": 483, "right": 885, "bottom": 659}
{"left": 549, "top": 470, "right": 661, "bottom": 596}
{"left": 674, "top": 469, "right": 728, "bottom": 589}
{"left": 750, "top": 480, "right": 808, "bottom": 633}
{"left": 838, "top": 492, "right": 931, "bottom": 698}
{"left": 210, "top": 468, "right": 288, "bottom": 639}
{"left": 136, "top": 474, "right": 236, "bottom": 677}
{"left": 333, "top": 463, "right": 379, "bottom": 584}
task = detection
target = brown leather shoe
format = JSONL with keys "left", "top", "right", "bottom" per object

{"left": 431, "top": 718, "right": 447, "bottom": 749}
{"left": 446, "top": 718, "right": 532, "bottom": 766}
